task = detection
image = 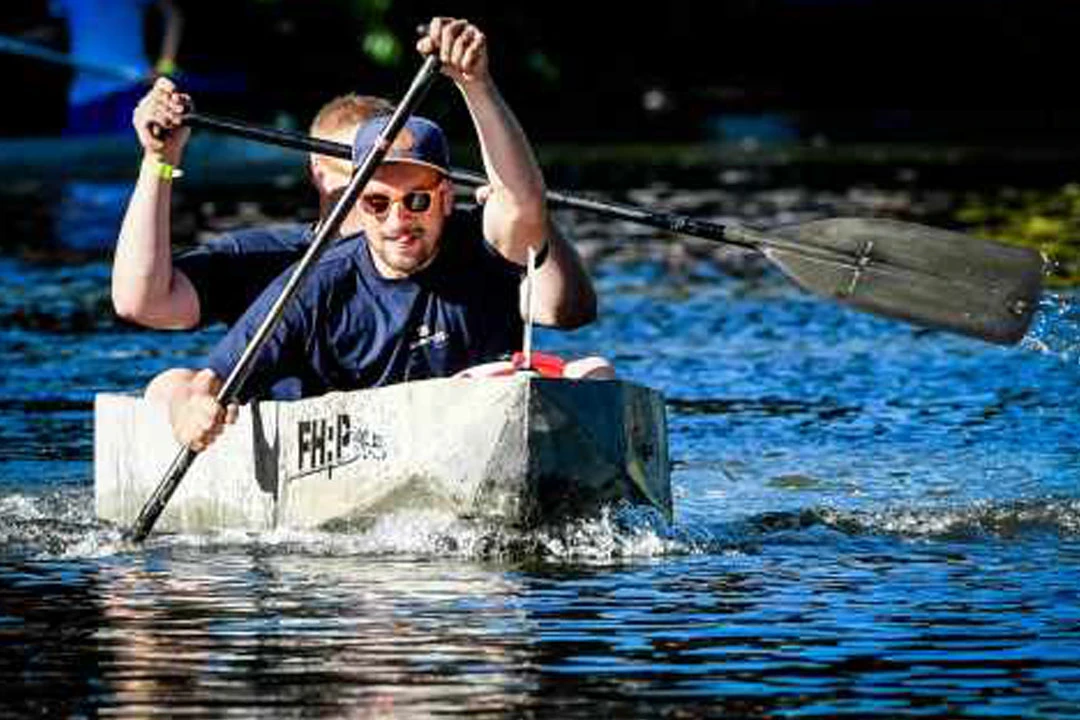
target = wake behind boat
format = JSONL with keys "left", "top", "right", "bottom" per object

{"left": 95, "top": 375, "right": 671, "bottom": 533}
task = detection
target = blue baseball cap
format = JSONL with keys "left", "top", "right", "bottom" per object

{"left": 351, "top": 115, "right": 450, "bottom": 175}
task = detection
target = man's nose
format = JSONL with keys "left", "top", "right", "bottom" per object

{"left": 383, "top": 200, "right": 410, "bottom": 228}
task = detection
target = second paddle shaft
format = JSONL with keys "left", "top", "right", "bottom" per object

{"left": 182, "top": 111, "right": 762, "bottom": 252}
{"left": 180, "top": 108, "right": 1042, "bottom": 346}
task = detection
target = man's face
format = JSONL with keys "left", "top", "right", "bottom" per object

{"left": 357, "top": 163, "right": 452, "bottom": 279}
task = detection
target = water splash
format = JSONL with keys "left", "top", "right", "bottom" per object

{"left": 154, "top": 506, "right": 725, "bottom": 563}
{"left": 0, "top": 486, "right": 733, "bottom": 563}
{"left": 8, "top": 481, "right": 1078, "bottom": 562}
{"left": 1022, "top": 292, "right": 1080, "bottom": 364}
{"left": 0, "top": 486, "right": 106, "bottom": 558}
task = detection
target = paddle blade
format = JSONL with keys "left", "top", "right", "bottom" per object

{"left": 764, "top": 218, "right": 1044, "bottom": 345}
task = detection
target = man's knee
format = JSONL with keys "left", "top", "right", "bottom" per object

{"left": 563, "top": 356, "right": 616, "bottom": 380}
{"left": 145, "top": 367, "right": 197, "bottom": 404}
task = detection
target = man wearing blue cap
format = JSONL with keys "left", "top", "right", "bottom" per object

{"left": 148, "top": 17, "right": 603, "bottom": 451}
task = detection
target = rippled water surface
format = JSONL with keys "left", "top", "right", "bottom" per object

{"left": 2, "top": 184, "right": 1079, "bottom": 718}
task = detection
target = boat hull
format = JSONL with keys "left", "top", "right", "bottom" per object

{"left": 94, "top": 376, "right": 671, "bottom": 533}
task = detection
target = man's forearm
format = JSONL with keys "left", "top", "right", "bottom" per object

{"left": 427, "top": 18, "right": 597, "bottom": 329}
{"left": 112, "top": 157, "right": 196, "bottom": 328}
{"left": 459, "top": 79, "right": 545, "bottom": 202}
{"left": 459, "top": 79, "right": 550, "bottom": 258}
{"left": 459, "top": 69, "right": 596, "bottom": 327}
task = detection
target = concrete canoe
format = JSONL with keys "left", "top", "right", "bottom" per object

{"left": 95, "top": 376, "right": 671, "bottom": 533}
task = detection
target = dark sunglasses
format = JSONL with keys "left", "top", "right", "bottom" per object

{"left": 359, "top": 188, "right": 437, "bottom": 218}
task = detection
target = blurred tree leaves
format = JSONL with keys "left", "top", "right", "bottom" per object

{"left": 348, "top": 0, "right": 402, "bottom": 66}
{"left": 241, "top": 0, "right": 403, "bottom": 66}
{"left": 361, "top": 27, "right": 401, "bottom": 66}
{"left": 957, "top": 185, "right": 1080, "bottom": 287}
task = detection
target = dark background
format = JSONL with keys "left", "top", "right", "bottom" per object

{"left": 1, "top": 0, "right": 1077, "bottom": 146}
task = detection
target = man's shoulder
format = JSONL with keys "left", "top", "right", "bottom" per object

{"left": 175, "top": 223, "right": 310, "bottom": 262}
{"left": 216, "top": 222, "right": 312, "bottom": 251}
{"left": 238, "top": 233, "right": 364, "bottom": 307}
{"left": 291, "top": 236, "right": 367, "bottom": 293}
{"left": 319, "top": 233, "right": 367, "bottom": 264}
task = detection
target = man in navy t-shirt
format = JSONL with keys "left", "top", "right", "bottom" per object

{"left": 146, "top": 17, "right": 600, "bottom": 452}
{"left": 200, "top": 201, "right": 526, "bottom": 401}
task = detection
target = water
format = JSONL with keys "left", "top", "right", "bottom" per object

{"left": 2, "top": 186, "right": 1080, "bottom": 718}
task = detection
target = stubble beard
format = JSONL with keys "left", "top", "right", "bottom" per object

{"left": 372, "top": 227, "right": 439, "bottom": 278}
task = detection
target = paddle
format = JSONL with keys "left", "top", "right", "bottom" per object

{"left": 182, "top": 110, "right": 1044, "bottom": 346}
{"left": 125, "top": 55, "right": 442, "bottom": 542}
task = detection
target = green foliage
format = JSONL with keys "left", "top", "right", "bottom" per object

{"left": 345, "top": 0, "right": 402, "bottom": 68}
{"left": 362, "top": 27, "right": 402, "bottom": 66}
{"left": 359, "top": 0, "right": 393, "bottom": 12}
{"left": 955, "top": 184, "right": 1080, "bottom": 287}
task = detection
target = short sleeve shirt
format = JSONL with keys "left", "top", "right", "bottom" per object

{"left": 174, "top": 223, "right": 312, "bottom": 328}
{"left": 206, "top": 211, "right": 525, "bottom": 401}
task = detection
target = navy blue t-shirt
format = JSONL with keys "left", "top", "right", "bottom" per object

{"left": 206, "top": 211, "right": 525, "bottom": 401}
{"left": 174, "top": 223, "right": 312, "bottom": 328}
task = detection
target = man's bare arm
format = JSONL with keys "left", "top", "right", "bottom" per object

{"left": 112, "top": 78, "right": 201, "bottom": 329}
{"left": 420, "top": 18, "right": 598, "bottom": 329}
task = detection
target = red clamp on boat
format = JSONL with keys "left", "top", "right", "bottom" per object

{"left": 511, "top": 351, "right": 566, "bottom": 378}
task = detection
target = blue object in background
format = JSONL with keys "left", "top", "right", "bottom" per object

{"left": 707, "top": 112, "right": 800, "bottom": 144}
{"left": 50, "top": 0, "right": 154, "bottom": 135}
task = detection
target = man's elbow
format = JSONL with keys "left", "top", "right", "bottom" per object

{"left": 546, "top": 292, "right": 598, "bottom": 330}
{"left": 564, "top": 296, "right": 598, "bottom": 329}
{"left": 111, "top": 286, "right": 196, "bottom": 330}
{"left": 112, "top": 289, "right": 154, "bottom": 326}
{"left": 112, "top": 285, "right": 146, "bottom": 323}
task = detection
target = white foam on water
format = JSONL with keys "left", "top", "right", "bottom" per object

{"left": 529, "top": 507, "right": 704, "bottom": 562}
{"left": 154, "top": 506, "right": 705, "bottom": 562}
{"left": 17, "top": 482, "right": 1076, "bottom": 563}
{"left": 0, "top": 485, "right": 120, "bottom": 559}
{"left": 817, "top": 497, "right": 1080, "bottom": 539}
{"left": 0, "top": 478, "right": 746, "bottom": 562}
{"left": 0, "top": 493, "right": 44, "bottom": 520}
{"left": 1022, "top": 292, "right": 1080, "bottom": 364}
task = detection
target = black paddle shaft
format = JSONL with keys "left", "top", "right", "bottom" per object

{"left": 126, "top": 55, "right": 442, "bottom": 542}
{"left": 181, "top": 110, "right": 1044, "bottom": 345}
{"left": 183, "top": 112, "right": 753, "bottom": 249}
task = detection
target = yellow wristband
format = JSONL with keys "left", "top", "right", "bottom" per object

{"left": 156, "top": 161, "right": 183, "bottom": 180}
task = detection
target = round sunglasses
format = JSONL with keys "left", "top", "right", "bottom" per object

{"left": 359, "top": 185, "right": 441, "bottom": 219}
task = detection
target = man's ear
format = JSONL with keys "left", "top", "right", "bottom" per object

{"left": 441, "top": 180, "right": 454, "bottom": 217}
{"left": 309, "top": 155, "right": 323, "bottom": 190}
